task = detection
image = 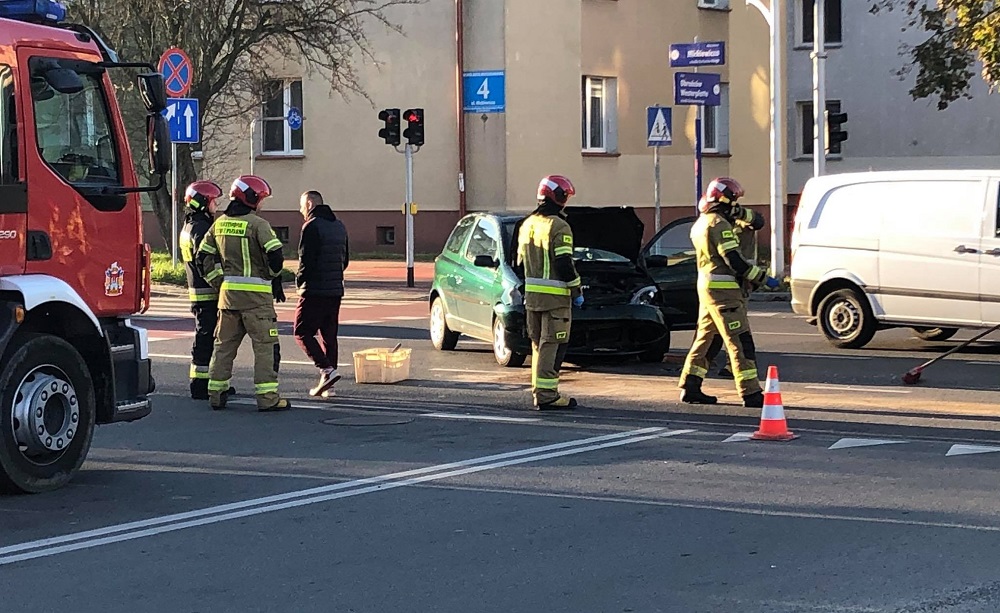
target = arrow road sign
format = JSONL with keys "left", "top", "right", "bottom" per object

{"left": 161, "top": 98, "right": 199, "bottom": 143}
{"left": 646, "top": 106, "right": 672, "bottom": 147}
{"left": 286, "top": 106, "right": 303, "bottom": 131}
{"left": 674, "top": 72, "right": 722, "bottom": 106}
{"left": 158, "top": 47, "right": 193, "bottom": 98}
{"left": 669, "top": 42, "right": 726, "bottom": 67}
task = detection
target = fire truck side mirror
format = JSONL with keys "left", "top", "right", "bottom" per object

{"left": 146, "top": 114, "right": 171, "bottom": 176}
{"left": 137, "top": 73, "right": 167, "bottom": 113}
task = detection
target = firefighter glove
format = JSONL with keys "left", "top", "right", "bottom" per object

{"left": 764, "top": 277, "right": 781, "bottom": 290}
{"left": 573, "top": 294, "right": 584, "bottom": 308}
{"left": 272, "top": 277, "right": 286, "bottom": 303}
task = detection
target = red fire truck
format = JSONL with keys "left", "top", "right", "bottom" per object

{"left": 0, "top": 0, "right": 171, "bottom": 493}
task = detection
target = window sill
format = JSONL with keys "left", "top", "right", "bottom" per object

{"left": 697, "top": 6, "right": 732, "bottom": 12}
{"left": 582, "top": 151, "right": 621, "bottom": 158}
{"left": 255, "top": 153, "right": 306, "bottom": 160}
{"left": 701, "top": 152, "right": 732, "bottom": 158}
{"left": 793, "top": 42, "right": 843, "bottom": 51}
{"left": 792, "top": 155, "right": 843, "bottom": 162}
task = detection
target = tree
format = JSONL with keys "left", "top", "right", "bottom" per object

{"left": 68, "top": 0, "right": 418, "bottom": 245}
{"left": 870, "top": 0, "right": 1000, "bottom": 110}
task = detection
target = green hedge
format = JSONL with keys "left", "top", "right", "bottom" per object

{"left": 150, "top": 251, "right": 294, "bottom": 286}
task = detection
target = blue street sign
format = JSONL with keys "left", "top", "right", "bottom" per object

{"left": 286, "top": 106, "right": 303, "bottom": 131}
{"left": 463, "top": 70, "right": 505, "bottom": 113}
{"left": 158, "top": 47, "right": 193, "bottom": 98}
{"left": 674, "top": 72, "right": 722, "bottom": 106}
{"left": 669, "top": 42, "right": 725, "bottom": 67}
{"left": 646, "top": 106, "right": 673, "bottom": 147}
{"left": 161, "top": 97, "right": 199, "bottom": 143}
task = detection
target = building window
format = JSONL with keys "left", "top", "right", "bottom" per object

{"left": 581, "top": 76, "right": 618, "bottom": 153}
{"left": 261, "top": 79, "right": 304, "bottom": 154}
{"left": 377, "top": 226, "right": 396, "bottom": 246}
{"left": 798, "top": 100, "right": 842, "bottom": 156}
{"left": 800, "top": 0, "right": 842, "bottom": 46}
{"left": 700, "top": 83, "right": 730, "bottom": 154}
{"left": 272, "top": 226, "right": 290, "bottom": 245}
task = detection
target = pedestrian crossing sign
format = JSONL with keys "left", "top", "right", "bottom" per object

{"left": 646, "top": 106, "right": 672, "bottom": 147}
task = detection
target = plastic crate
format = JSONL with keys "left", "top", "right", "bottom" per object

{"left": 352, "top": 347, "right": 412, "bottom": 384}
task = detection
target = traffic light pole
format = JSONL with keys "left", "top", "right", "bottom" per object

{"left": 404, "top": 143, "right": 415, "bottom": 288}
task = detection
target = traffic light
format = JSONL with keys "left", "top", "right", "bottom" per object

{"left": 403, "top": 108, "right": 424, "bottom": 146}
{"left": 378, "top": 108, "right": 400, "bottom": 146}
{"left": 827, "top": 111, "right": 848, "bottom": 152}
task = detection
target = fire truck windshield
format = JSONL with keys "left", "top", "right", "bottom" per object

{"left": 29, "top": 57, "right": 119, "bottom": 188}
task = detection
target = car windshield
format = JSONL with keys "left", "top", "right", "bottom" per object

{"left": 574, "top": 247, "right": 630, "bottom": 263}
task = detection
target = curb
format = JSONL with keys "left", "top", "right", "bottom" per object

{"left": 749, "top": 292, "right": 790, "bottom": 302}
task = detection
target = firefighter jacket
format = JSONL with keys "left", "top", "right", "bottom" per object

{"left": 197, "top": 203, "right": 285, "bottom": 311}
{"left": 516, "top": 203, "right": 582, "bottom": 311}
{"left": 690, "top": 210, "right": 766, "bottom": 305}
{"left": 180, "top": 210, "right": 217, "bottom": 303}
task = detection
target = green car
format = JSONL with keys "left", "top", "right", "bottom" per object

{"left": 429, "top": 207, "right": 699, "bottom": 367}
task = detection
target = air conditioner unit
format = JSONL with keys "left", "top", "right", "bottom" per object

{"left": 698, "top": 0, "right": 730, "bottom": 9}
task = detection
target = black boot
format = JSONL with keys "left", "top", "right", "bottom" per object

{"left": 190, "top": 379, "right": 209, "bottom": 400}
{"left": 679, "top": 378, "right": 717, "bottom": 404}
{"left": 742, "top": 391, "right": 764, "bottom": 408}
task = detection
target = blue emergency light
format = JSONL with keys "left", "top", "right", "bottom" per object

{"left": 0, "top": 0, "right": 67, "bottom": 23}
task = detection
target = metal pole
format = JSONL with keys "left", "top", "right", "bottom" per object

{"left": 695, "top": 108, "right": 703, "bottom": 204}
{"left": 249, "top": 118, "right": 257, "bottom": 176}
{"left": 171, "top": 143, "right": 178, "bottom": 266}
{"left": 405, "top": 144, "right": 415, "bottom": 288}
{"left": 812, "top": 0, "right": 827, "bottom": 177}
{"left": 654, "top": 145, "right": 661, "bottom": 232}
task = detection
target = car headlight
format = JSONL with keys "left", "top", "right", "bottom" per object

{"left": 630, "top": 285, "right": 658, "bottom": 305}
{"left": 503, "top": 285, "right": 524, "bottom": 306}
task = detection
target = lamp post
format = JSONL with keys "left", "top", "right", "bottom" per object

{"left": 745, "top": 0, "right": 786, "bottom": 279}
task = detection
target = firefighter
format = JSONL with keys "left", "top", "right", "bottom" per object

{"left": 179, "top": 180, "right": 234, "bottom": 400}
{"left": 197, "top": 175, "right": 291, "bottom": 412}
{"left": 515, "top": 175, "right": 582, "bottom": 410}
{"left": 678, "top": 177, "right": 780, "bottom": 408}
{"left": 705, "top": 198, "right": 766, "bottom": 378}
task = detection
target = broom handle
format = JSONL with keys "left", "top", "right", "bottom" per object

{"left": 918, "top": 323, "right": 1000, "bottom": 369}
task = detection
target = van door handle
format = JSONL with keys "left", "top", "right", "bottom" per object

{"left": 954, "top": 245, "right": 979, "bottom": 254}
{"left": 985, "top": 248, "right": 1000, "bottom": 256}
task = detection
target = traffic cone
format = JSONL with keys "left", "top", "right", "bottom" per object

{"left": 751, "top": 366, "right": 798, "bottom": 441}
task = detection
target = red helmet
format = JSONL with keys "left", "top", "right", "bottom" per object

{"left": 230, "top": 175, "right": 272, "bottom": 208}
{"left": 704, "top": 177, "right": 744, "bottom": 206}
{"left": 184, "top": 180, "right": 223, "bottom": 211}
{"left": 537, "top": 175, "right": 576, "bottom": 206}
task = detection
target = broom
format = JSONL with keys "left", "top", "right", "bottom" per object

{"left": 901, "top": 323, "right": 1000, "bottom": 384}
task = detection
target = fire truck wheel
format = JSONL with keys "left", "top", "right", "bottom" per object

{"left": 0, "top": 334, "right": 96, "bottom": 494}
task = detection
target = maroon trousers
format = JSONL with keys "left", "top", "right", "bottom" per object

{"left": 293, "top": 295, "right": 342, "bottom": 370}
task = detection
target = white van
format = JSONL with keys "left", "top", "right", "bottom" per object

{"left": 790, "top": 169, "right": 1000, "bottom": 349}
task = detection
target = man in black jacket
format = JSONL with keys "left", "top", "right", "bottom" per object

{"left": 294, "top": 190, "right": 350, "bottom": 397}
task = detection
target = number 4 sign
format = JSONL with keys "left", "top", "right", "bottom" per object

{"left": 463, "top": 70, "right": 505, "bottom": 113}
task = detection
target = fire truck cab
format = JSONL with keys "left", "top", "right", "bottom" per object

{"left": 0, "top": 0, "right": 172, "bottom": 493}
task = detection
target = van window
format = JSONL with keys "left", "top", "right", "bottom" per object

{"left": 880, "top": 180, "right": 984, "bottom": 238}
{"left": 808, "top": 183, "right": 881, "bottom": 241}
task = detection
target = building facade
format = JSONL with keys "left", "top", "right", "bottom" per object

{"left": 785, "top": 0, "right": 1000, "bottom": 196}
{"left": 146, "top": 0, "right": 777, "bottom": 255}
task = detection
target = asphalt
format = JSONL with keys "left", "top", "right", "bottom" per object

{"left": 4, "top": 294, "right": 1000, "bottom": 612}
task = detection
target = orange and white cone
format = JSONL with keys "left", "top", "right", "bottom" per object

{"left": 751, "top": 366, "right": 798, "bottom": 441}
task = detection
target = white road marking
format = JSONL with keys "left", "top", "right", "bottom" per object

{"left": 430, "top": 368, "right": 499, "bottom": 375}
{"left": 0, "top": 427, "right": 676, "bottom": 565}
{"left": 722, "top": 432, "right": 754, "bottom": 443}
{"left": 341, "top": 320, "right": 381, "bottom": 325}
{"left": 384, "top": 316, "right": 427, "bottom": 321}
{"left": 805, "top": 385, "right": 910, "bottom": 395}
{"left": 967, "top": 361, "right": 999, "bottom": 366}
{"left": 829, "top": 438, "right": 908, "bottom": 450}
{"left": 422, "top": 413, "right": 541, "bottom": 424}
{"left": 755, "top": 332, "right": 818, "bottom": 337}
{"left": 149, "top": 353, "right": 334, "bottom": 368}
{"left": 781, "top": 353, "right": 870, "bottom": 361}
{"left": 946, "top": 444, "right": 1000, "bottom": 457}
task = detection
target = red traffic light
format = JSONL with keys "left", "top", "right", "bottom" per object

{"left": 405, "top": 111, "right": 420, "bottom": 123}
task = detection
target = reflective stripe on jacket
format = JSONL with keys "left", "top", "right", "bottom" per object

{"left": 516, "top": 212, "right": 581, "bottom": 311}
{"left": 180, "top": 212, "right": 218, "bottom": 303}
{"left": 691, "top": 212, "right": 764, "bottom": 303}
{"left": 198, "top": 213, "right": 283, "bottom": 311}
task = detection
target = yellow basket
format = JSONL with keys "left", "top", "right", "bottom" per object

{"left": 352, "top": 347, "right": 412, "bottom": 384}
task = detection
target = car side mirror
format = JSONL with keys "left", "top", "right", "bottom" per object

{"left": 137, "top": 73, "right": 167, "bottom": 113}
{"left": 474, "top": 254, "right": 499, "bottom": 269}
{"left": 146, "top": 114, "right": 171, "bottom": 176}
{"left": 645, "top": 255, "right": 669, "bottom": 268}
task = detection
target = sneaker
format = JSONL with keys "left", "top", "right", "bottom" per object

{"left": 534, "top": 395, "right": 578, "bottom": 411}
{"left": 309, "top": 368, "right": 341, "bottom": 397}
{"left": 259, "top": 398, "right": 292, "bottom": 412}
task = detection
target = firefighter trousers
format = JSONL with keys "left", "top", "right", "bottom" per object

{"left": 680, "top": 299, "right": 761, "bottom": 397}
{"left": 208, "top": 305, "right": 282, "bottom": 409}
{"left": 189, "top": 302, "right": 219, "bottom": 398}
{"left": 527, "top": 306, "right": 571, "bottom": 406}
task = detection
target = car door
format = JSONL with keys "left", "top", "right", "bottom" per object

{"left": 877, "top": 179, "right": 986, "bottom": 326}
{"left": 456, "top": 217, "right": 503, "bottom": 334}
{"left": 641, "top": 216, "right": 699, "bottom": 329}
{"left": 978, "top": 179, "right": 1000, "bottom": 325}
{"left": 434, "top": 215, "right": 476, "bottom": 332}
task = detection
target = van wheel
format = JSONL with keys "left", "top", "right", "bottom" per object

{"left": 0, "top": 335, "right": 96, "bottom": 494}
{"left": 913, "top": 327, "right": 959, "bottom": 342}
{"left": 430, "top": 297, "right": 460, "bottom": 351}
{"left": 493, "top": 318, "right": 526, "bottom": 368}
{"left": 817, "top": 288, "right": 877, "bottom": 349}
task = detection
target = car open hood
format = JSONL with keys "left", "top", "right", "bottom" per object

{"left": 564, "top": 206, "right": 645, "bottom": 263}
